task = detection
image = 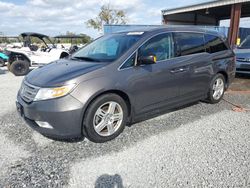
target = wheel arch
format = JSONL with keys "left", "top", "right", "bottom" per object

{"left": 59, "top": 52, "right": 69, "bottom": 59}
{"left": 216, "top": 71, "right": 229, "bottom": 88}
{"left": 85, "top": 89, "right": 132, "bottom": 117}
{"left": 80, "top": 89, "right": 133, "bottom": 136}
{"left": 8, "top": 52, "right": 31, "bottom": 65}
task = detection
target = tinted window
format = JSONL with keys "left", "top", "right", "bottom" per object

{"left": 138, "top": 33, "right": 174, "bottom": 62}
{"left": 174, "top": 33, "right": 205, "bottom": 56}
{"left": 204, "top": 34, "right": 228, "bottom": 53}
{"left": 239, "top": 35, "right": 250, "bottom": 49}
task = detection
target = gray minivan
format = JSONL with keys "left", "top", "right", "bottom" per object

{"left": 235, "top": 35, "right": 250, "bottom": 74}
{"left": 16, "top": 27, "right": 235, "bottom": 143}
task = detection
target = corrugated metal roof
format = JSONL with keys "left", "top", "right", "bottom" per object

{"left": 162, "top": 0, "right": 250, "bottom": 15}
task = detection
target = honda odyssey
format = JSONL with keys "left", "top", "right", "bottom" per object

{"left": 16, "top": 27, "right": 235, "bottom": 143}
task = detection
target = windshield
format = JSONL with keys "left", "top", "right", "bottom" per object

{"left": 23, "top": 36, "right": 55, "bottom": 48}
{"left": 72, "top": 33, "right": 142, "bottom": 62}
{"left": 43, "top": 37, "right": 55, "bottom": 48}
{"left": 239, "top": 36, "right": 250, "bottom": 49}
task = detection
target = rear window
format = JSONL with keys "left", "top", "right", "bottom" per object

{"left": 174, "top": 32, "right": 205, "bottom": 56}
{"left": 204, "top": 34, "right": 228, "bottom": 53}
{"left": 239, "top": 35, "right": 250, "bottom": 49}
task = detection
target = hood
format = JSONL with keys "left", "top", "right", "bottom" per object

{"left": 234, "top": 48, "right": 250, "bottom": 58}
{"left": 6, "top": 47, "right": 30, "bottom": 53}
{"left": 26, "top": 59, "right": 107, "bottom": 87}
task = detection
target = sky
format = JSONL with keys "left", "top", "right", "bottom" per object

{"left": 0, "top": 0, "right": 249, "bottom": 38}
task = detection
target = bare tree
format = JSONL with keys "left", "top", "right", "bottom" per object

{"left": 86, "top": 4, "right": 127, "bottom": 31}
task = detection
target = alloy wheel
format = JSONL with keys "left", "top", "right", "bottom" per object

{"left": 212, "top": 78, "right": 224, "bottom": 100}
{"left": 93, "top": 101, "right": 123, "bottom": 137}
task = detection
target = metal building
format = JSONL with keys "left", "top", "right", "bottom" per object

{"left": 162, "top": 0, "right": 250, "bottom": 46}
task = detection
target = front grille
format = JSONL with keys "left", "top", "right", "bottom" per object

{"left": 20, "top": 81, "right": 40, "bottom": 103}
{"left": 237, "top": 68, "right": 250, "bottom": 72}
{"left": 236, "top": 58, "right": 250, "bottom": 63}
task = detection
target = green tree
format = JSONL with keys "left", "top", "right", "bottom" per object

{"left": 79, "top": 33, "right": 92, "bottom": 44}
{"left": 86, "top": 4, "right": 127, "bottom": 31}
{"left": 55, "top": 32, "right": 92, "bottom": 44}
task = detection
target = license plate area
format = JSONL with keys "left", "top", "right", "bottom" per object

{"left": 240, "top": 64, "right": 250, "bottom": 70}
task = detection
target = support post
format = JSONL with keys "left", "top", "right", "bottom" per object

{"left": 162, "top": 15, "right": 167, "bottom": 24}
{"left": 228, "top": 3, "right": 242, "bottom": 47}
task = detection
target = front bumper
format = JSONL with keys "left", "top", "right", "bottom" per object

{"left": 236, "top": 61, "right": 250, "bottom": 74}
{"left": 16, "top": 94, "right": 85, "bottom": 139}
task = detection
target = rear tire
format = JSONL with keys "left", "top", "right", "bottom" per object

{"left": 0, "top": 58, "right": 4, "bottom": 67}
{"left": 9, "top": 60, "right": 29, "bottom": 76}
{"left": 206, "top": 73, "right": 225, "bottom": 104}
{"left": 82, "top": 94, "right": 128, "bottom": 143}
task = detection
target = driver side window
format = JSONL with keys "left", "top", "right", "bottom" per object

{"left": 120, "top": 53, "right": 136, "bottom": 69}
{"left": 138, "top": 33, "right": 174, "bottom": 62}
{"left": 120, "top": 33, "right": 174, "bottom": 70}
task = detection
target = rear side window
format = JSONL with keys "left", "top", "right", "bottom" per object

{"left": 239, "top": 36, "right": 250, "bottom": 49}
{"left": 204, "top": 34, "right": 228, "bottom": 53}
{"left": 174, "top": 32, "right": 205, "bottom": 56}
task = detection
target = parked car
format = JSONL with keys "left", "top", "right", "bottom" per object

{"left": 235, "top": 35, "right": 250, "bottom": 75}
{"left": 0, "top": 51, "right": 9, "bottom": 67}
{"left": 54, "top": 34, "right": 89, "bottom": 54}
{"left": 6, "top": 32, "right": 69, "bottom": 76}
{"left": 16, "top": 27, "right": 235, "bottom": 143}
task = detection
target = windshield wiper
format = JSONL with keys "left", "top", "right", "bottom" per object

{"left": 71, "top": 56, "right": 100, "bottom": 62}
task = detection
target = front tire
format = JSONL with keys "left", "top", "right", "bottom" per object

{"left": 206, "top": 73, "right": 226, "bottom": 104}
{"left": 9, "top": 60, "right": 29, "bottom": 76}
{"left": 83, "top": 94, "right": 128, "bottom": 143}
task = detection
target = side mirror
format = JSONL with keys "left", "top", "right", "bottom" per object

{"left": 138, "top": 55, "right": 157, "bottom": 65}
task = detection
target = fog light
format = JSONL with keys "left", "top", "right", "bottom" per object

{"left": 35, "top": 121, "right": 53, "bottom": 129}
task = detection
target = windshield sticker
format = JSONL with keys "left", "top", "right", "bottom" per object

{"left": 127, "top": 32, "right": 144, "bottom": 35}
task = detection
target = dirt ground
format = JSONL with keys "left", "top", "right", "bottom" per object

{"left": 229, "top": 74, "right": 250, "bottom": 91}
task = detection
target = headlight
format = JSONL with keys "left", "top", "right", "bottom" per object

{"left": 34, "top": 83, "right": 76, "bottom": 101}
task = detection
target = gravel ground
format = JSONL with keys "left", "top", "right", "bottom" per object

{"left": 0, "top": 69, "right": 249, "bottom": 188}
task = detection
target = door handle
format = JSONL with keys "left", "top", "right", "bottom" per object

{"left": 170, "top": 67, "right": 188, "bottom": 73}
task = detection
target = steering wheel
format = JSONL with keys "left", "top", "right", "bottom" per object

{"left": 40, "top": 46, "right": 47, "bottom": 52}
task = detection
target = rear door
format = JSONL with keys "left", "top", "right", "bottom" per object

{"left": 173, "top": 32, "right": 211, "bottom": 99}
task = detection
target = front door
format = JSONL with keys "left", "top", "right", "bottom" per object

{"left": 124, "top": 33, "right": 183, "bottom": 114}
